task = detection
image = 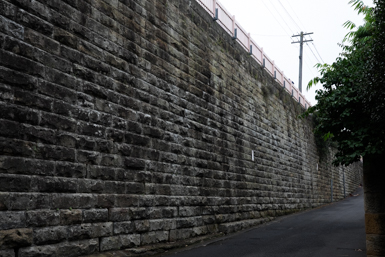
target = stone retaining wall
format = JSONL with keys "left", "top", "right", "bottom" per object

{"left": 0, "top": 0, "right": 362, "bottom": 256}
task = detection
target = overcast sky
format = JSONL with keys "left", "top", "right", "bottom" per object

{"left": 213, "top": 0, "right": 374, "bottom": 105}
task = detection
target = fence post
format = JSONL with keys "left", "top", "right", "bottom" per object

{"left": 232, "top": 15, "right": 235, "bottom": 38}
{"left": 282, "top": 71, "right": 285, "bottom": 85}
{"left": 343, "top": 169, "right": 346, "bottom": 198}
{"left": 288, "top": 78, "right": 292, "bottom": 92}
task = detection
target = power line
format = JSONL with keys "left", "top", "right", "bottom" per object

{"left": 268, "top": 0, "right": 296, "bottom": 35}
{"left": 310, "top": 42, "right": 325, "bottom": 64}
{"left": 260, "top": 0, "right": 293, "bottom": 39}
{"left": 251, "top": 33, "right": 288, "bottom": 37}
{"left": 247, "top": 0, "right": 322, "bottom": 94}
{"left": 304, "top": 59, "right": 317, "bottom": 78}
{"left": 277, "top": 0, "right": 302, "bottom": 32}
{"left": 303, "top": 48, "right": 318, "bottom": 67}
{"left": 284, "top": 0, "right": 308, "bottom": 32}
{"left": 278, "top": 0, "right": 325, "bottom": 63}
{"left": 305, "top": 42, "right": 322, "bottom": 64}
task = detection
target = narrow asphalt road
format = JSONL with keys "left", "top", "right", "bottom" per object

{"left": 158, "top": 187, "right": 365, "bottom": 257}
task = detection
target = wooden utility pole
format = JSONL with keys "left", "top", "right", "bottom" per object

{"left": 292, "top": 32, "right": 313, "bottom": 93}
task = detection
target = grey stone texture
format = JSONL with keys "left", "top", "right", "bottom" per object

{"left": 0, "top": 0, "right": 363, "bottom": 256}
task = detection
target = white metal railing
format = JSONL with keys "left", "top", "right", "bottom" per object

{"left": 196, "top": 0, "right": 311, "bottom": 109}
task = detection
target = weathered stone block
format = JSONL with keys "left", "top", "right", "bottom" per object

{"left": 179, "top": 206, "right": 202, "bottom": 217}
{"left": 169, "top": 228, "right": 194, "bottom": 241}
{"left": 99, "top": 235, "right": 120, "bottom": 252}
{"left": 19, "top": 245, "right": 56, "bottom": 257}
{"left": 365, "top": 213, "right": 385, "bottom": 235}
{"left": 60, "top": 209, "right": 82, "bottom": 225}
{"left": 51, "top": 194, "right": 97, "bottom": 209}
{"left": 78, "top": 180, "right": 104, "bottom": 194}
{"left": 120, "top": 234, "right": 141, "bottom": 248}
{"left": 0, "top": 193, "right": 9, "bottom": 211}
{"left": 114, "top": 221, "right": 134, "bottom": 235}
{"left": 0, "top": 249, "right": 15, "bottom": 257}
{"left": 114, "top": 195, "right": 139, "bottom": 207}
{"left": 33, "top": 226, "right": 67, "bottom": 245}
{"left": 140, "top": 231, "right": 169, "bottom": 245}
{"left": 366, "top": 234, "right": 385, "bottom": 256}
{"left": 109, "top": 208, "right": 131, "bottom": 222}
{"left": 0, "top": 16, "right": 24, "bottom": 39}
{"left": 56, "top": 239, "right": 99, "bottom": 257}
{"left": 96, "top": 194, "right": 116, "bottom": 208}
{"left": 134, "top": 220, "right": 150, "bottom": 233}
{"left": 32, "top": 176, "right": 77, "bottom": 193}
{"left": 26, "top": 210, "right": 60, "bottom": 227}
{"left": 104, "top": 181, "right": 126, "bottom": 194}
{"left": 0, "top": 66, "right": 38, "bottom": 91}
{"left": 82, "top": 209, "right": 108, "bottom": 223}
{"left": 7, "top": 193, "right": 51, "bottom": 211}
{"left": 176, "top": 217, "right": 202, "bottom": 229}
{"left": 125, "top": 182, "right": 145, "bottom": 194}
{"left": 53, "top": 27, "right": 78, "bottom": 48}
{"left": 128, "top": 208, "right": 148, "bottom": 220}
{"left": 0, "top": 228, "right": 32, "bottom": 249}
{"left": 149, "top": 219, "right": 176, "bottom": 231}
{"left": 0, "top": 157, "right": 55, "bottom": 176}
{"left": 124, "top": 157, "right": 146, "bottom": 170}
{"left": 0, "top": 211, "right": 26, "bottom": 230}
{"left": 144, "top": 207, "right": 177, "bottom": 219}
{"left": 68, "top": 222, "right": 112, "bottom": 240}
{"left": 99, "top": 234, "right": 141, "bottom": 252}
{"left": 0, "top": 174, "right": 32, "bottom": 193}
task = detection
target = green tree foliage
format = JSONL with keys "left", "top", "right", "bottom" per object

{"left": 304, "top": 0, "right": 385, "bottom": 166}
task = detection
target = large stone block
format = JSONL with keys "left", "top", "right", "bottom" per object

{"left": 140, "top": 231, "right": 169, "bottom": 245}
{"left": 33, "top": 226, "right": 67, "bottom": 245}
{"left": 68, "top": 222, "right": 112, "bottom": 240}
{"left": 0, "top": 228, "right": 32, "bottom": 249}
{"left": 57, "top": 239, "right": 99, "bottom": 257}
{"left": 109, "top": 208, "right": 131, "bottom": 222}
{"left": 51, "top": 194, "right": 97, "bottom": 209}
{"left": 113, "top": 221, "right": 134, "bottom": 235}
{"left": 0, "top": 211, "right": 26, "bottom": 230}
{"left": 100, "top": 234, "right": 140, "bottom": 252}
{"left": 366, "top": 213, "right": 385, "bottom": 235}
{"left": 366, "top": 234, "right": 385, "bottom": 256}
{"left": 60, "top": 209, "right": 82, "bottom": 225}
{"left": 26, "top": 210, "right": 60, "bottom": 227}
{"left": 7, "top": 193, "right": 51, "bottom": 211}
{"left": 0, "top": 249, "right": 15, "bottom": 257}
{"left": 18, "top": 245, "right": 56, "bottom": 257}
{"left": 99, "top": 235, "right": 120, "bottom": 252}
{"left": 82, "top": 208, "right": 108, "bottom": 223}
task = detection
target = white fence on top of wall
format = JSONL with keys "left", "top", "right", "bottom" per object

{"left": 197, "top": 0, "right": 311, "bottom": 109}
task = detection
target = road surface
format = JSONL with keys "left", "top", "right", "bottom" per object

{"left": 158, "top": 187, "right": 365, "bottom": 257}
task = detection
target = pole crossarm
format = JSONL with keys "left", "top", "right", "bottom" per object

{"left": 291, "top": 39, "right": 313, "bottom": 44}
{"left": 292, "top": 32, "right": 314, "bottom": 37}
